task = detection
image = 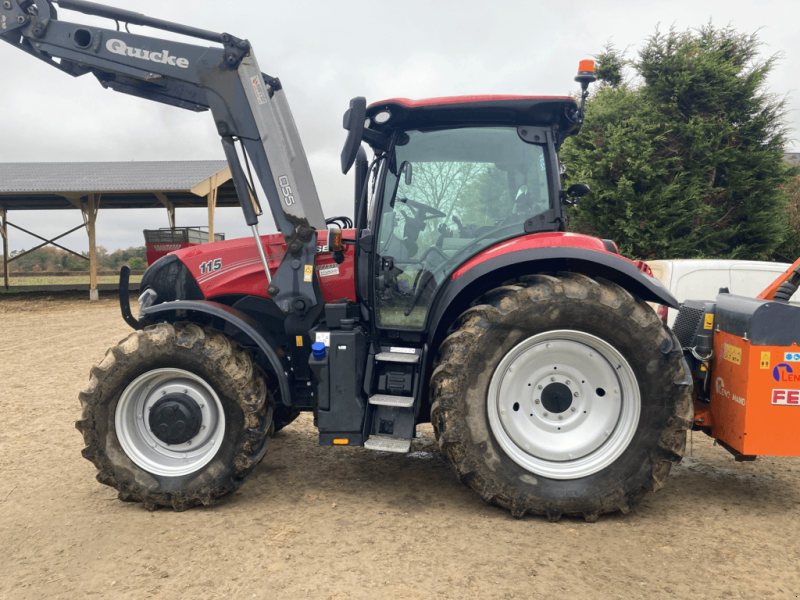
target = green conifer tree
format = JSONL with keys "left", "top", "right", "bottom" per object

{"left": 561, "top": 27, "right": 797, "bottom": 259}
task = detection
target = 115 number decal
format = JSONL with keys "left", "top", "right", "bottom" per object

{"left": 199, "top": 258, "right": 222, "bottom": 274}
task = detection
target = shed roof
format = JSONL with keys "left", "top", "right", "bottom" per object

{"left": 0, "top": 161, "right": 239, "bottom": 210}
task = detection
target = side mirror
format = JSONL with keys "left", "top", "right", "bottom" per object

{"left": 563, "top": 183, "right": 590, "bottom": 205}
{"left": 341, "top": 97, "right": 367, "bottom": 175}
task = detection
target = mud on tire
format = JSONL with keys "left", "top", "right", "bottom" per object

{"left": 76, "top": 322, "right": 274, "bottom": 511}
{"left": 430, "top": 273, "right": 693, "bottom": 521}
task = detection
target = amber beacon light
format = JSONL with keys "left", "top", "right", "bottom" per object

{"left": 574, "top": 59, "right": 597, "bottom": 127}
{"left": 575, "top": 59, "right": 597, "bottom": 85}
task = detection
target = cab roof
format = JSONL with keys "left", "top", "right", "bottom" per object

{"left": 367, "top": 95, "right": 579, "bottom": 135}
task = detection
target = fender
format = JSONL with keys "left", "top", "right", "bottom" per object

{"left": 138, "top": 299, "right": 292, "bottom": 408}
{"left": 425, "top": 245, "right": 679, "bottom": 349}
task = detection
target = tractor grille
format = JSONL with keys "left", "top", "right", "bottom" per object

{"left": 672, "top": 304, "right": 704, "bottom": 348}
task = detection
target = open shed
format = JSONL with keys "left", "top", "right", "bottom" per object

{"left": 0, "top": 160, "right": 240, "bottom": 298}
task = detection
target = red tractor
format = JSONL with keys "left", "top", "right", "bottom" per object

{"left": 4, "top": 1, "right": 692, "bottom": 520}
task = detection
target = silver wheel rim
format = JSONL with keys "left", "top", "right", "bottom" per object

{"left": 115, "top": 368, "right": 225, "bottom": 477}
{"left": 487, "top": 330, "right": 640, "bottom": 480}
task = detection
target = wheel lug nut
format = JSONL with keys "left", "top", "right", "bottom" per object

{"left": 537, "top": 385, "right": 543, "bottom": 390}
{"left": 550, "top": 376, "right": 556, "bottom": 382}
{"left": 574, "top": 392, "right": 579, "bottom": 397}
{"left": 534, "top": 399, "right": 540, "bottom": 404}
{"left": 571, "top": 407, "right": 576, "bottom": 412}
{"left": 543, "top": 412, "right": 549, "bottom": 417}
{"left": 558, "top": 415, "right": 563, "bottom": 420}
{"left": 566, "top": 380, "right": 571, "bottom": 385}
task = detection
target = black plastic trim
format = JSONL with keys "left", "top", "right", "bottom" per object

{"left": 140, "top": 300, "right": 291, "bottom": 406}
{"left": 118, "top": 265, "right": 144, "bottom": 331}
{"left": 715, "top": 293, "right": 800, "bottom": 346}
{"left": 424, "top": 246, "right": 678, "bottom": 349}
{"left": 139, "top": 254, "right": 204, "bottom": 303}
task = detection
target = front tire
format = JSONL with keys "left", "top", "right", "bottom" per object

{"left": 76, "top": 322, "right": 273, "bottom": 511}
{"left": 430, "top": 273, "right": 692, "bottom": 521}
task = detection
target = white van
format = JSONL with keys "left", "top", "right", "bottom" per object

{"left": 647, "top": 259, "right": 793, "bottom": 327}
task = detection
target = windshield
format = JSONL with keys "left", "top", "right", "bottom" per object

{"left": 375, "top": 126, "right": 550, "bottom": 329}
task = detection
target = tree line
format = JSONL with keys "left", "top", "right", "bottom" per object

{"left": 561, "top": 24, "right": 800, "bottom": 261}
{"left": 0, "top": 245, "right": 147, "bottom": 273}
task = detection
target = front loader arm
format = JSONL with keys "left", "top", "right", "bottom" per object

{"left": 1, "top": 0, "right": 325, "bottom": 315}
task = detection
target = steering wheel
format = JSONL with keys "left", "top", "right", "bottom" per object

{"left": 398, "top": 197, "right": 446, "bottom": 221}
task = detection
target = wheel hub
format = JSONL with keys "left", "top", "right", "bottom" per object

{"left": 487, "top": 330, "right": 640, "bottom": 480}
{"left": 115, "top": 368, "right": 225, "bottom": 477}
{"left": 149, "top": 393, "right": 202, "bottom": 445}
{"left": 541, "top": 382, "right": 573, "bottom": 414}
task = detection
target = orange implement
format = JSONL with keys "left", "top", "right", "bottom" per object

{"left": 709, "top": 329, "right": 800, "bottom": 456}
{"left": 756, "top": 256, "right": 800, "bottom": 300}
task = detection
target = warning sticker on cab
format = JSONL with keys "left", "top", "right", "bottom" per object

{"left": 703, "top": 313, "right": 714, "bottom": 330}
{"left": 303, "top": 265, "right": 313, "bottom": 282}
{"left": 316, "top": 263, "right": 340, "bottom": 277}
{"left": 723, "top": 343, "right": 742, "bottom": 366}
{"left": 761, "top": 351, "right": 771, "bottom": 369}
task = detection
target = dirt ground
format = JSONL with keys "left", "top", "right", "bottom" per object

{"left": 1, "top": 293, "right": 800, "bottom": 600}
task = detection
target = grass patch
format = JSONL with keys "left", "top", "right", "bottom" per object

{"left": 5, "top": 275, "right": 143, "bottom": 286}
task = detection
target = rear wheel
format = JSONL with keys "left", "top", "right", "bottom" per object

{"left": 430, "top": 273, "right": 692, "bottom": 521}
{"left": 76, "top": 322, "right": 273, "bottom": 511}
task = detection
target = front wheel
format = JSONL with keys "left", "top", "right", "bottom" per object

{"left": 76, "top": 322, "right": 274, "bottom": 511}
{"left": 430, "top": 273, "right": 692, "bottom": 521}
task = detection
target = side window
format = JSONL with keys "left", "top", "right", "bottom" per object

{"left": 374, "top": 127, "right": 550, "bottom": 329}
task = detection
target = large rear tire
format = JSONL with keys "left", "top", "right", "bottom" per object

{"left": 430, "top": 273, "right": 692, "bottom": 521}
{"left": 76, "top": 322, "right": 273, "bottom": 511}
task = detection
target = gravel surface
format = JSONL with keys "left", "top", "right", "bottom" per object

{"left": 1, "top": 293, "right": 799, "bottom": 599}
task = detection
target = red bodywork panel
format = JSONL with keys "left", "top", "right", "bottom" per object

{"left": 451, "top": 232, "right": 639, "bottom": 280}
{"left": 171, "top": 230, "right": 357, "bottom": 303}
{"left": 167, "top": 230, "right": 645, "bottom": 303}
{"left": 370, "top": 95, "right": 574, "bottom": 109}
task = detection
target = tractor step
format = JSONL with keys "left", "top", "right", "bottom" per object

{"left": 375, "top": 351, "right": 419, "bottom": 364}
{"left": 369, "top": 394, "right": 414, "bottom": 408}
{"left": 364, "top": 436, "right": 412, "bottom": 453}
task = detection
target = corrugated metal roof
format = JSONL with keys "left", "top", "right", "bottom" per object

{"left": 0, "top": 160, "right": 229, "bottom": 193}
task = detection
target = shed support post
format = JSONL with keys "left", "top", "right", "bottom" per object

{"left": 207, "top": 173, "right": 218, "bottom": 243}
{"left": 155, "top": 192, "right": 176, "bottom": 229}
{"left": 1, "top": 206, "right": 8, "bottom": 291}
{"left": 79, "top": 194, "right": 100, "bottom": 301}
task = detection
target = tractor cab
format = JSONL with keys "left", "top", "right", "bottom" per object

{"left": 355, "top": 96, "right": 581, "bottom": 329}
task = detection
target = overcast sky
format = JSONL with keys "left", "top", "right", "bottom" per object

{"left": 1, "top": 0, "right": 798, "bottom": 255}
